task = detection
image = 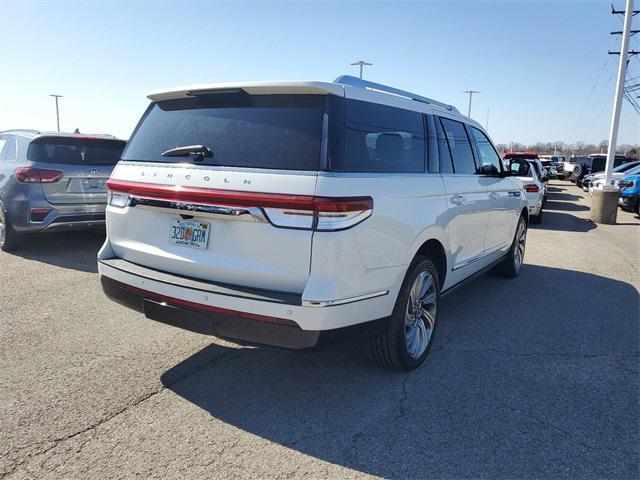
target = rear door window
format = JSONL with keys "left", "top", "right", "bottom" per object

{"left": 439, "top": 118, "right": 477, "bottom": 174}
{"left": 328, "top": 98, "right": 426, "bottom": 173}
{"left": 470, "top": 126, "right": 501, "bottom": 175}
{"left": 123, "top": 94, "right": 324, "bottom": 171}
{"left": 0, "top": 136, "right": 17, "bottom": 162}
{"left": 28, "top": 137, "right": 126, "bottom": 165}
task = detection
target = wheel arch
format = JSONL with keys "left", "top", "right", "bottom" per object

{"left": 414, "top": 238, "right": 447, "bottom": 289}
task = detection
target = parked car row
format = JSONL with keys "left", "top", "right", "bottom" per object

{"left": 2, "top": 76, "right": 546, "bottom": 371}
{"left": 503, "top": 152, "right": 548, "bottom": 224}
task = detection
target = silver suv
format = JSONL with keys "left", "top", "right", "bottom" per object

{"left": 0, "top": 130, "right": 126, "bottom": 251}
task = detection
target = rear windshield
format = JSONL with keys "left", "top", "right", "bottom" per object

{"left": 122, "top": 93, "right": 324, "bottom": 171}
{"left": 28, "top": 137, "right": 126, "bottom": 165}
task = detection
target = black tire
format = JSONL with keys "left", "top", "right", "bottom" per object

{"left": 368, "top": 256, "right": 440, "bottom": 371}
{"left": 531, "top": 209, "right": 543, "bottom": 224}
{"left": 0, "top": 206, "right": 24, "bottom": 252}
{"left": 499, "top": 215, "right": 527, "bottom": 278}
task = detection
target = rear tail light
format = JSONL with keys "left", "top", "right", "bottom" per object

{"left": 264, "top": 197, "right": 373, "bottom": 231}
{"left": 15, "top": 167, "right": 62, "bottom": 184}
{"left": 106, "top": 180, "right": 373, "bottom": 231}
{"left": 524, "top": 184, "right": 539, "bottom": 193}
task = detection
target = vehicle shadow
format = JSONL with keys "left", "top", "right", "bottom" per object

{"left": 12, "top": 230, "right": 105, "bottom": 273}
{"left": 549, "top": 192, "right": 582, "bottom": 202}
{"left": 543, "top": 200, "right": 589, "bottom": 212}
{"left": 161, "top": 265, "right": 639, "bottom": 479}
{"left": 532, "top": 211, "right": 597, "bottom": 233}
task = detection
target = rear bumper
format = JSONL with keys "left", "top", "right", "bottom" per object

{"left": 101, "top": 276, "right": 321, "bottom": 349}
{"left": 98, "top": 256, "right": 396, "bottom": 347}
{"left": 8, "top": 197, "right": 106, "bottom": 233}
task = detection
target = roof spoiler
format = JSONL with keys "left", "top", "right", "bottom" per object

{"left": 333, "top": 75, "right": 460, "bottom": 114}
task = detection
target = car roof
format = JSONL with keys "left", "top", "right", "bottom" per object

{"left": 146, "top": 75, "right": 472, "bottom": 124}
{"left": 0, "top": 130, "right": 124, "bottom": 141}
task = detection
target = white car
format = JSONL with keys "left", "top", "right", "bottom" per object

{"left": 99, "top": 76, "right": 528, "bottom": 371}
{"left": 510, "top": 159, "right": 545, "bottom": 224}
{"left": 585, "top": 162, "right": 640, "bottom": 194}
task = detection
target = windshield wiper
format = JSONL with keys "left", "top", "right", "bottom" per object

{"left": 161, "top": 145, "right": 213, "bottom": 161}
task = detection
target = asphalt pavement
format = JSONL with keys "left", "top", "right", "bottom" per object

{"left": 1, "top": 180, "right": 638, "bottom": 479}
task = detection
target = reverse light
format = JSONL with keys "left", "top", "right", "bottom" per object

{"left": 15, "top": 167, "right": 62, "bottom": 183}
{"left": 107, "top": 190, "right": 130, "bottom": 208}
{"left": 524, "top": 184, "right": 539, "bottom": 193}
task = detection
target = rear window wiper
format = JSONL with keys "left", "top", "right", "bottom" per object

{"left": 161, "top": 144, "right": 213, "bottom": 161}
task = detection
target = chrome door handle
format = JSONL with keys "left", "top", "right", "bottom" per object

{"left": 451, "top": 195, "right": 465, "bottom": 205}
{"left": 489, "top": 192, "right": 499, "bottom": 200}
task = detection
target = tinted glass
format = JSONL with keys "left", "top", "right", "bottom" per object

{"left": 27, "top": 137, "right": 125, "bottom": 165}
{"left": 440, "top": 118, "right": 476, "bottom": 174}
{"left": 328, "top": 98, "right": 426, "bottom": 173}
{"left": 434, "top": 118, "right": 453, "bottom": 173}
{"left": 470, "top": 126, "right": 501, "bottom": 175}
{"left": 615, "top": 161, "right": 640, "bottom": 172}
{"left": 123, "top": 94, "right": 324, "bottom": 171}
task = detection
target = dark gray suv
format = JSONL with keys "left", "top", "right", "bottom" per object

{"left": 0, "top": 130, "right": 126, "bottom": 251}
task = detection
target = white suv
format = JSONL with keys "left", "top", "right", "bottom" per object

{"left": 99, "top": 76, "right": 529, "bottom": 371}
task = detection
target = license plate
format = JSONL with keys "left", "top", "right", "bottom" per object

{"left": 169, "top": 219, "right": 210, "bottom": 250}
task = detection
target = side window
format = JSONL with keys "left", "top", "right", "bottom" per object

{"left": 434, "top": 117, "right": 453, "bottom": 174}
{"left": 0, "top": 136, "right": 17, "bottom": 162}
{"left": 439, "top": 118, "right": 477, "bottom": 174}
{"left": 329, "top": 99, "right": 426, "bottom": 173}
{"left": 470, "top": 126, "right": 501, "bottom": 175}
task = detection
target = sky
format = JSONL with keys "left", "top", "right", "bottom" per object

{"left": 1, "top": 0, "right": 639, "bottom": 148}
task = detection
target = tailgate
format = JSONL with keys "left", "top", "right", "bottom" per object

{"left": 41, "top": 165, "right": 111, "bottom": 204}
{"left": 106, "top": 162, "right": 318, "bottom": 293}
{"left": 27, "top": 135, "right": 125, "bottom": 205}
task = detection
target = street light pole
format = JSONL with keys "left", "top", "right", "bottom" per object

{"left": 350, "top": 60, "right": 373, "bottom": 79}
{"left": 49, "top": 94, "right": 63, "bottom": 132}
{"left": 464, "top": 90, "right": 480, "bottom": 117}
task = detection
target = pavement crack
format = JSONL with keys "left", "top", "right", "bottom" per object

{"left": 0, "top": 346, "right": 246, "bottom": 479}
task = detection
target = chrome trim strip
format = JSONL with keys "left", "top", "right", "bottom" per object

{"left": 128, "top": 196, "right": 268, "bottom": 223}
{"left": 116, "top": 160, "right": 320, "bottom": 177}
{"left": 302, "top": 290, "right": 389, "bottom": 307}
{"left": 452, "top": 243, "right": 510, "bottom": 271}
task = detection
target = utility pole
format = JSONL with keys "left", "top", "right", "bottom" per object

{"left": 592, "top": 0, "right": 636, "bottom": 224}
{"left": 49, "top": 94, "right": 63, "bottom": 132}
{"left": 485, "top": 108, "right": 490, "bottom": 131}
{"left": 464, "top": 90, "right": 480, "bottom": 117}
{"left": 604, "top": 0, "right": 635, "bottom": 188}
{"left": 350, "top": 60, "right": 372, "bottom": 79}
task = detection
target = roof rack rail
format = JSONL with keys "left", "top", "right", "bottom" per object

{"left": 0, "top": 129, "right": 41, "bottom": 135}
{"left": 333, "top": 75, "right": 460, "bottom": 114}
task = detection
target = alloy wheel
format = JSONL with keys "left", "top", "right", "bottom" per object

{"left": 404, "top": 270, "right": 437, "bottom": 359}
{"left": 513, "top": 220, "right": 527, "bottom": 273}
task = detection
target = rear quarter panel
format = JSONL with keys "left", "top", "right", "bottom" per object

{"left": 307, "top": 173, "right": 449, "bottom": 304}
